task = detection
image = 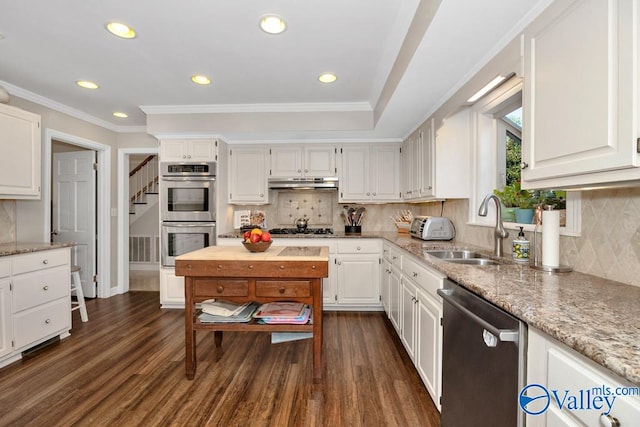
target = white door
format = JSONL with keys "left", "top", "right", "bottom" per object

{"left": 52, "top": 151, "right": 97, "bottom": 297}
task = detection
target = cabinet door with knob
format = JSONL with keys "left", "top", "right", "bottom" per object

{"left": 228, "top": 146, "right": 268, "bottom": 204}
{"left": 339, "top": 144, "right": 401, "bottom": 202}
{"left": 270, "top": 145, "right": 336, "bottom": 179}
{"left": 160, "top": 139, "right": 217, "bottom": 162}
{"left": 335, "top": 239, "right": 381, "bottom": 307}
{"left": 521, "top": 0, "right": 640, "bottom": 188}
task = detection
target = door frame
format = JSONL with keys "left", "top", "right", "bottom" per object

{"left": 44, "top": 129, "right": 111, "bottom": 298}
{"left": 117, "top": 147, "right": 159, "bottom": 295}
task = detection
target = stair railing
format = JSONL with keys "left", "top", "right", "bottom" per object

{"left": 129, "top": 155, "right": 158, "bottom": 213}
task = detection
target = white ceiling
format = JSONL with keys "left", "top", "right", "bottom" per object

{"left": 0, "top": 0, "right": 548, "bottom": 142}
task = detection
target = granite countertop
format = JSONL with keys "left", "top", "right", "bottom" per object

{"left": 219, "top": 230, "right": 640, "bottom": 386}
{"left": 0, "top": 242, "right": 75, "bottom": 257}
{"left": 384, "top": 235, "right": 640, "bottom": 387}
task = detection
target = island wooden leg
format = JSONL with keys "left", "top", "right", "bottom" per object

{"left": 313, "top": 278, "right": 323, "bottom": 383}
{"left": 214, "top": 331, "right": 223, "bottom": 348}
{"left": 185, "top": 277, "right": 196, "bottom": 380}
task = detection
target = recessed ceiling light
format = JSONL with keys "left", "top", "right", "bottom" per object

{"left": 113, "top": 112, "right": 128, "bottom": 118}
{"left": 191, "top": 75, "right": 211, "bottom": 85}
{"left": 76, "top": 80, "right": 99, "bottom": 89}
{"left": 105, "top": 21, "right": 136, "bottom": 39}
{"left": 318, "top": 73, "right": 337, "bottom": 83}
{"left": 260, "top": 15, "right": 286, "bottom": 34}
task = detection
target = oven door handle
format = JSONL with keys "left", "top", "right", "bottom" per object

{"left": 437, "top": 288, "right": 519, "bottom": 344}
{"left": 161, "top": 176, "right": 216, "bottom": 181}
{"left": 162, "top": 222, "right": 216, "bottom": 227}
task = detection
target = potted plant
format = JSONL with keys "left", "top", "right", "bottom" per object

{"left": 536, "top": 190, "right": 567, "bottom": 226}
{"left": 493, "top": 183, "right": 519, "bottom": 222}
{"left": 514, "top": 188, "right": 539, "bottom": 224}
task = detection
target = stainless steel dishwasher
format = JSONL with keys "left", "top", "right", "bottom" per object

{"left": 437, "top": 280, "right": 527, "bottom": 427}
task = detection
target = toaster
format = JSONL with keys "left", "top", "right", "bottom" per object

{"left": 409, "top": 216, "right": 455, "bottom": 241}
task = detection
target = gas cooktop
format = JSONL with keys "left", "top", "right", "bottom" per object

{"left": 269, "top": 227, "right": 334, "bottom": 235}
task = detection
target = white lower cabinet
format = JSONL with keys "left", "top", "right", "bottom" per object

{"left": 415, "top": 287, "right": 442, "bottom": 410}
{"left": 383, "top": 249, "right": 444, "bottom": 411}
{"left": 214, "top": 238, "right": 381, "bottom": 310}
{"left": 400, "top": 277, "right": 417, "bottom": 360}
{"left": 0, "top": 276, "right": 11, "bottom": 359}
{"left": 160, "top": 268, "right": 186, "bottom": 309}
{"left": 389, "top": 267, "right": 401, "bottom": 333}
{"left": 527, "top": 327, "right": 640, "bottom": 427}
{"left": 334, "top": 239, "right": 381, "bottom": 309}
{"left": 0, "top": 248, "right": 71, "bottom": 369}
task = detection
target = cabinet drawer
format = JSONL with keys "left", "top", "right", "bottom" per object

{"left": 256, "top": 280, "right": 311, "bottom": 298}
{"left": 12, "top": 249, "right": 69, "bottom": 275}
{"left": 337, "top": 240, "right": 380, "bottom": 254}
{"left": 402, "top": 256, "right": 444, "bottom": 298}
{"left": 547, "top": 347, "right": 640, "bottom": 426}
{"left": 13, "top": 298, "right": 70, "bottom": 349}
{"left": 13, "top": 266, "right": 69, "bottom": 312}
{"left": 193, "top": 279, "right": 249, "bottom": 298}
{"left": 0, "top": 259, "right": 10, "bottom": 278}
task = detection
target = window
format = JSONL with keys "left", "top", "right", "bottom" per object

{"left": 469, "top": 77, "right": 580, "bottom": 236}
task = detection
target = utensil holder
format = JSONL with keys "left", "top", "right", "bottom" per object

{"left": 344, "top": 225, "right": 361, "bottom": 234}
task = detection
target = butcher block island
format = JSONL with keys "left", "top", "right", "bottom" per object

{"left": 175, "top": 245, "right": 329, "bottom": 382}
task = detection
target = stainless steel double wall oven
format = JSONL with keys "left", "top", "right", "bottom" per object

{"left": 160, "top": 161, "right": 216, "bottom": 267}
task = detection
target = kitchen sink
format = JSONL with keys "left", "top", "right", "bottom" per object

{"left": 444, "top": 258, "right": 500, "bottom": 266}
{"left": 425, "top": 250, "right": 486, "bottom": 259}
{"left": 425, "top": 250, "right": 500, "bottom": 266}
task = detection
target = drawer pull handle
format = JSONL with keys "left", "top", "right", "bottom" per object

{"left": 43, "top": 285, "right": 49, "bottom": 291}
{"left": 357, "top": 246, "right": 361, "bottom": 250}
{"left": 278, "top": 287, "right": 285, "bottom": 294}
{"left": 600, "top": 413, "right": 620, "bottom": 427}
{"left": 217, "top": 264, "right": 223, "bottom": 269}
{"left": 45, "top": 319, "right": 51, "bottom": 324}
{"left": 43, "top": 259, "right": 49, "bottom": 265}
{"left": 279, "top": 265, "right": 285, "bottom": 269}
{"left": 311, "top": 265, "right": 316, "bottom": 270}
{"left": 216, "top": 286, "right": 224, "bottom": 293}
{"left": 248, "top": 265, "right": 254, "bottom": 270}
{"left": 186, "top": 264, "right": 192, "bottom": 270}
{"left": 413, "top": 272, "right": 418, "bottom": 278}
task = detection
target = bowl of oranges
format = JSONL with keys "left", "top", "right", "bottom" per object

{"left": 241, "top": 228, "right": 272, "bottom": 252}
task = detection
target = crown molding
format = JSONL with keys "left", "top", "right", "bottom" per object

{"left": 0, "top": 80, "right": 146, "bottom": 134}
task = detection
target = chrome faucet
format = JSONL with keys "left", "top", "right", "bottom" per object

{"left": 478, "top": 194, "right": 509, "bottom": 257}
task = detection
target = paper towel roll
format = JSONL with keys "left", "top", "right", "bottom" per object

{"left": 542, "top": 210, "right": 560, "bottom": 267}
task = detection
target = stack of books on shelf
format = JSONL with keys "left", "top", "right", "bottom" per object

{"left": 198, "top": 299, "right": 259, "bottom": 323}
{"left": 253, "top": 302, "right": 312, "bottom": 325}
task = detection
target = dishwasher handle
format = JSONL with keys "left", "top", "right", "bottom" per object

{"left": 437, "top": 288, "right": 519, "bottom": 345}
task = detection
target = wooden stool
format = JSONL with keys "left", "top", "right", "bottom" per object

{"left": 71, "top": 265, "right": 89, "bottom": 322}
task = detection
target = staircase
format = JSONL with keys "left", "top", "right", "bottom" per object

{"left": 129, "top": 155, "right": 159, "bottom": 225}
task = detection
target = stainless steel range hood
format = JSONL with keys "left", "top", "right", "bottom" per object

{"left": 268, "top": 177, "right": 338, "bottom": 190}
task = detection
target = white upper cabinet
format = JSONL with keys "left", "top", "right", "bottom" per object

{"left": 339, "top": 144, "right": 401, "bottom": 202}
{"left": 228, "top": 145, "right": 268, "bottom": 204}
{"left": 522, "top": 0, "right": 640, "bottom": 188}
{"left": 269, "top": 145, "right": 336, "bottom": 178}
{"left": 419, "top": 120, "right": 435, "bottom": 198}
{"left": 0, "top": 104, "right": 41, "bottom": 199}
{"left": 160, "top": 139, "right": 218, "bottom": 162}
{"left": 402, "top": 112, "right": 468, "bottom": 201}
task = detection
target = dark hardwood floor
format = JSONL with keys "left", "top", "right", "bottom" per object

{"left": 0, "top": 292, "right": 440, "bottom": 426}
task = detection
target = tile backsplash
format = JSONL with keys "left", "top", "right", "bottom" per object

{"left": 0, "top": 200, "right": 16, "bottom": 244}
{"left": 419, "top": 188, "right": 640, "bottom": 288}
